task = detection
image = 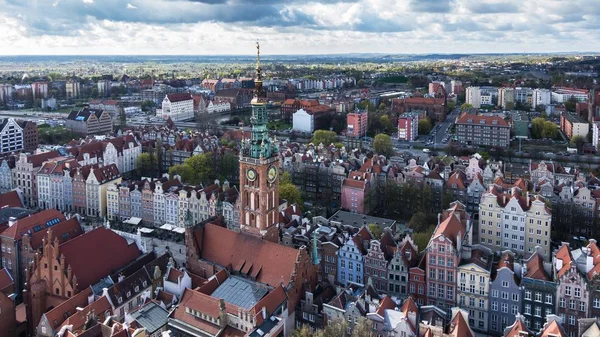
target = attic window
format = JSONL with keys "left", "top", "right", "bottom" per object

{"left": 479, "top": 120, "right": 485, "bottom": 124}
{"left": 134, "top": 286, "right": 139, "bottom": 293}
{"left": 118, "top": 297, "right": 123, "bottom": 304}
{"left": 126, "top": 291, "right": 131, "bottom": 297}
{"left": 142, "top": 281, "right": 147, "bottom": 287}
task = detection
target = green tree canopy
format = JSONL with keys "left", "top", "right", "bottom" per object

{"left": 280, "top": 183, "right": 302, "bottom": 207}
{"left": 379, "top": 115, "right": 393, "bottom": 133}
{"left": 460, "top": 103, "right": 473, "bottom": 111}
{"left": 135, "top": 153, "right": 157, "bottom": 178}
{"left": 418, "top": 118, "right": 433, "bottom": 135}
{"left": 373, "top": 133, "right": 394, "bottom": 157}
{"left": 408, "top": 212, "right": 432, "bottom": 233}
{"left": 183, "top": 153, "right": 217, "bottom": 185}
{"left": 280, "top": 171, "right": 293, "bottom": 185}
{"left": 564, "top": 96, "right": 577, "bottom": 112}
{"left": 311, "top": 130, "right": 338, "bottom": 146}
{"left": 571, "top": 135, "right": 586, "bottom": 151}
{"left": 368, "top": 224, "right": 383, "bottom": 240}
{"left": 168, "top": 164, "right": 194, "bottom": 183}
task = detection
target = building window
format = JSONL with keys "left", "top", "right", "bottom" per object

{"left": 525, "top": 290, "right": 531, "bottom": 300}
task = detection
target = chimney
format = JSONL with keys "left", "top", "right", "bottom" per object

{"left": 8, "top": 217, "right": 17, "bottom": 227}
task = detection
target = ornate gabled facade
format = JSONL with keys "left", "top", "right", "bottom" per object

{"left": 425, "top": 202, "right": 472, "bottom": 312}
{"left": 489, "top": 251, "right": 521, "bottom": 335}
{"left": 554, "top": 243, "right": 589, "bottom": 337}
{"left": 388, "top": 235, "right": 418, "bottom": 299}
{"left": 26, "top": 227, "right": 142, "bottom": 333}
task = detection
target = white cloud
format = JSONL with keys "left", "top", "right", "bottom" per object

{"left": 0, "top": 0, "right": 598, "bottom": 55}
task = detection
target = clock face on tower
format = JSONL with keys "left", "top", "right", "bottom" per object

{"left": 267, "top": 166, "right": 278, "bottom": 183}
{"left": 246, "top": 168, "right": 257, "bottom": 182}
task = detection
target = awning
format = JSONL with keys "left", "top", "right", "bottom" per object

{"left": 124, "top": 217, "right": 142, "bottom": 225}
{"left": 160, "top": 224, "right": 175, "bottom": 231}
{"left": 172, "top": 227, "right": 186, "bottom": 234}
{"left": 139, "top": 228, "right": 154, "bottom": 234}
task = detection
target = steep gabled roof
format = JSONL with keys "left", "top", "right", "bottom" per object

{"left": 44, "top": 287, "right": 93, "bottom": 331}
{"left": 196, "top": 224, "right": 300, "bottom": 288}
{"left": 447, "top": 310, "right": 474, "bottom": 337}
{"left": 555, "top": 244, "right": 573, "bottom": 278}
{"left": 539, "top": 319, "right": 567, "bottom": 337}
{"left": 58, "top": 227, "right": 142, "bottom": 289}
{"left": 524, "top": 251, "right": 551, "bottom": 281}
{"left": 503, "top": 315, "right": 534, "bottom": 337}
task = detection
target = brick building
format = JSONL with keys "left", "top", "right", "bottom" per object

{"left": 66, "top": 108, "right": 113, "bottom": 136}
{"left": 393, "top": 97, "right": 447, "bottom": 123}
{"left": 26, "top": 226, "right": 142, "bottom": 333}
{"left": 455, "top": 113, "right": 511, "bottom": 148}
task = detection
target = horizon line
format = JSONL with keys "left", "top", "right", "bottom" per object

{"left": 0, "top": 51, "right": 600, "bottom": 57}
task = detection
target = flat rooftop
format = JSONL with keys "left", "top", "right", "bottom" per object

{"left": 211, "top": 275, "right": 269, "bottom": 309}
{"left": 328, "top": 210, "right": 396, "bottom": 230}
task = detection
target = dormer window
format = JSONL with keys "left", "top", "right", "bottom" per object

{"left": 118, "top": 297, "right": 123, "bottom": 304}
{"left": 142, "top": 281, "right": 147, "bottom": 287}
{"left": 126, "top": 291, "right": 131, "bottom": 298}
{"left": 134, "top": 286, "right": 139, "bottom": 293}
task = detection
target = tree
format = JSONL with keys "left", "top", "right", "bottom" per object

{"left": 413, "top": 226, "right": 435, "bottom": 252}
{"left": 379, "top": 115, "right": 393, "bottom": 133}
{"left": 292, "top": 326, "right": 312, "bottom": 337}
{"left": 460, "top": 103, "right": 473, "bottom": 111}
{"left": 418, "top": 118, "right": 433, "bottom": 135}
{"left": 280, "top": 183, "right": 302, "bottom": 207}
{"left": 184, "top": 153, "right": 217, "bottom": 185}
{"left": 320, "top": 319, "right": 349, "bottom": 337}
{"left": 409, "top": 212, "right": 431, "bottom": 233}
{"left": 311, "top": 130, "right": 338, "bottom": 146}
{"left": 91, "top": 88, "right": 99, "bottom": 98}
{"left": 368, "top": 224, "right": 383, "bottom": 240}
{"left": 373, "top": 134, "right": 394, "bottom": 156}
{"left": 378, "top": 102, "right": 387, "bottom": 111}
{"left": 351, "top": 317, "right": 374, "bottom": 337}
{"left": 281, "top": 171, "right": 293, "bottom": 185}
{"left": 169, "top": 164, "right": 194, "bottom": 183}
{"left": 357, "top": 79, "right": 366, "bottom": 88}
{"left": 135, "top": 153, "right": 156, "bottom": 178}
{"left": 219, "top": 151, "right": 239, "bottom": 182}
{"left": 564, "top": 96, "right": 577, "bottom": 112}
{"left": 408, "top": 75, "right": 430, "bottom": 89}
{"left": 571, "top": 135, "right": 586, "bottom": 151}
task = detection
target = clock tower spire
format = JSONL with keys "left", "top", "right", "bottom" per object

{"left": 239, "top": 42, "right": 280, "bottom": 242}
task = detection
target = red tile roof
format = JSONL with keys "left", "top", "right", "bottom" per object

{"left": 539, "top": 319, "right": 567, "bottom": 337}
{"left": 456, "top": 113, "right": 509, "bottom": 127}
{"left": 167, "top": 268, "right": 184, "bottom": 283}
{"left": 447, "top": 310, "right": 474, "bottom": 337}
{"left": 60, "top": 296, "right": 112, "bottom": 332}
{"left": 555, "top": 245, "right": 572, "bottom": 278}
{"left": 196, "top": 224, "right": 300, "bottom": 288}
{"left": 166, "top": 93, "right": 193, "bottom": 103}
{"left": 58, "top": 227, "right": 142, "bottom": 289}
{"left": 431, "top": 211, "right": 467, "bottom": 248}
{"left": 27, "top": 151, "right": 60, "bottom": 167}
{"left": 0, "top": 268, "right": 13, "bottom": 293}
{"left": 375, "top": 296, "right": 396, "bottom": 317}
{"left": 29, "top": 218, "right": 82, "bottom": 250}
{"left": 251, "top": 285, "right": 287, "bottom": 325}
{"left": 524, "top": 251, "right": 551, "bottom": 281}
{"left": 44, "top": 287, "right": 93, "bottom": 330}
{"left": 504, "top": 316, "right": 534, "bottom": 337}
{"left": 0, "top": 209, "right": 65, "bottom": 241}
{"left": 0, "top": 190, "right": 23, "bottom": 208}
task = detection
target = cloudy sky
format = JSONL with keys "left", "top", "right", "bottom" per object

{"left": 0, "top": 0, "right": 599, "bottom": 55}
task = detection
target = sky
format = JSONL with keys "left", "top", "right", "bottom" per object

{"left": 0, "top": 0, "right": 599, "bottom": 55}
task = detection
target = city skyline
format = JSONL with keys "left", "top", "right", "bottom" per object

{"left": 1, "top": 0, "right": 599, "bottom": 55}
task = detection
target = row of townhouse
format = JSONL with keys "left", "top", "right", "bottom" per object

{"left": 298, "top": 200, "right": 600, "bottom": 337}
{"left": 0, "top": 134, "right": 141, "bottom": 206}
{"left": 479, "top": 183, "right": 553, "bottom": 260}
{"left": 106, "top": 177, "right": 241, "bottom": 228}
